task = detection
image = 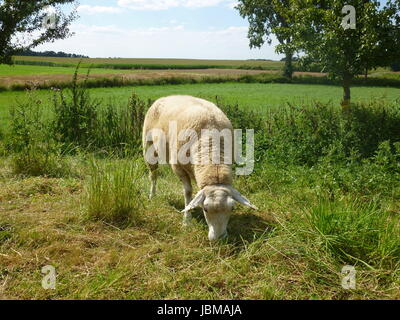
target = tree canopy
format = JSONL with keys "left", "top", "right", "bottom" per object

{"left": 238, "top": 0, "right": 400, "bottom": 104}
{"left": 285, "top": 0, "right": 400, "bottom": 104}
{"left": 0, "top": 0, "right": 77, "bottom": 64}
{"left": 236, "top": 0, "right": 296, "bottom": 79}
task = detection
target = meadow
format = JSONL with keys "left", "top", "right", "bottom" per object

{"left": 0, "top": 64, "right": 153, "bottom": 76}
{"left": 0, "top": 62, "right": 399, "bottom": 300}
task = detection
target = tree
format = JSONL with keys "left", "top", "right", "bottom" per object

{"left": 236, "top": 0, "right": 296, "bottom": 79}
{"left": 281, "top": 0, "right": 400, "bottom": 105}
{"left": 0, "top": 0, "right": 78, "bottom": 64}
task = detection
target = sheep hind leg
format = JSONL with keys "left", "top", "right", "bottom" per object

{"left": 144, "top": 138, "right": 159, "bottom": 200}
{"left": 172, "top": 165, "right": 193, "bottom": 226}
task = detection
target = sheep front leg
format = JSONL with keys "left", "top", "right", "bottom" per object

{"left": 148, "top": 164, "right": 158, "bottom": 200}
{"left": 182, "top": 179, "right": 193, "bottom": 226}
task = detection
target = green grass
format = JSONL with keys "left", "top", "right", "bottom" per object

{"left": 84, "top": 159, "right": 147, "bottom": 227}
{"left": 0, "top": 83, "right": 399, "bottom": 300}
{"left": 0, "top": 158, "right": 398, "bottom": 299}
{"left": 0, "top": 64, "right": 150, "bottom": 76}
{"left": 1, "top": 82, "right": 399, "bottom": 131}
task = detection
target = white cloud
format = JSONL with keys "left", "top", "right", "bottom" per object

{"left": 77, "top": 5, "right": 123, "bottom": 14}
{"left": 117, "top": 0, "right": 236, "bottom": 10}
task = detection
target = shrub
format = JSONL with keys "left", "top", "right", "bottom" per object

{"left": 93, "top": 93, "right": 149, "bottom": 156}
{"left": 217, "top": 98, "right": 264, "bottom": 132}
{"left": 7, "top": 90, "right": 69, "bottom": 177}
{"left": 84, "top": 159, "right": 147, "bottom": 227}
{"left": 315, "top": 141, "right": 400, "bottom": 197}
{"left": 52, "top": 66, "right": 150, "bottom": 156}
{"left": 261, "top": 101, "right": 400, "bottom": 166}
{"left": 52, "top": 67, "right": 100, "bottom": 149}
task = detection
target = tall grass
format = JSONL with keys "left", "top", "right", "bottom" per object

{"left": 52, "top": 68, "right": 100, "bottom": 149}
{"left": 218, "top": 98, "right": 400, "bottom": 199}
{"left": 256, "top": 101, "right": 400, "bottom": 166}
{"left": 84, "top": 159, "right": 147, "bottom": 227}
{"left": 304, "top": 199, "right": 400, "bottom": 268}
{"left": 52, "top": 67, "right": 149, "bottom": 156}
{"left": 6, "top": 90, "right": 69, "bottom": 177}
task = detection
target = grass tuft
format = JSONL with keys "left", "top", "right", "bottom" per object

{"left": 84, "top": 159, "right": 147, "bottom": 227}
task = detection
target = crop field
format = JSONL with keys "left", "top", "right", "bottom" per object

{"left": 1, "top": 63, "right": 296, "bottom": 90}
{"left": 13, "top": 56, "right": 285, "bottom": 70}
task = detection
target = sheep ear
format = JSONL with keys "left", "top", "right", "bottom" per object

{"left": 230, "top": 187, "right": 258, "bottom": 210}
{"left": 182, "top": 189, "right": 205, "bottom": 213}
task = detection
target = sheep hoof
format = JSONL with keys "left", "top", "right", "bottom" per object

{"left": 183, "top": 213, "right": 193, "bottom": 227}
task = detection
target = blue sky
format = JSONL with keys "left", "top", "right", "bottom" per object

{"left": 37, "top": 0, "right": 282, "bottom": 60}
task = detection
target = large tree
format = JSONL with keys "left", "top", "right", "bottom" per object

{"left": 281, "top": 0, "right": 400, "bottom": 105}
{"left": 0, "top": 0, "right": 78, "bottom": 64}
{"left": 236, "top": 0, "right": 296, "bottom": 79}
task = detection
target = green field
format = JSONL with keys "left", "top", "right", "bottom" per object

{"left": 13, "top": 56, "right": 284, "bottom": 69}
{"left": 0, "top": 64, "right": 400, "bottom": 300}
{"left": 0, "top": 64, "right": 151, "bottom": 77}
{"left": 1, "top": 82, "right": 399, "bottom": 130}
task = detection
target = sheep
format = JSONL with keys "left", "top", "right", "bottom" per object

{"left": 143, "top": 95, "right": 257, "bottom": 241}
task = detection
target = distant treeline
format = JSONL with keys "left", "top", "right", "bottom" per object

{"left": 18, "top": 50, "right": 89, "bottom": 58}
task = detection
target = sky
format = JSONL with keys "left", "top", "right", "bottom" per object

{"left": 36, "top": 0, "right": 282, "bottom": 60}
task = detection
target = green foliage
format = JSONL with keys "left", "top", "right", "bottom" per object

{"left": 84, "top": 159, "right": 147, "bottom": 227}
{"left": 217, "top": 98, "right": 264, "bottom": 131}
{"left": 282, "top": 0, "right": 400, "bottom": 103}
{"left": 0, "top": 0, "right": 77, "bottom": 64}
{"left": 94, "top": 93, "right": 148, "bottom": 155}
{"left": 260, "top": 100, "right": 400, "bottom": 166}
{"left": 315, "top": 141, "right": 400, "bottom": 197}
{"left": 304, "top": 199, "right": 400, "bottom": 268}
{"left": 52, "top": 67, "right": 150, "bottom": 156}
{"left": 52, "top": 68, "right": 100, "bottom": 149}
{"left": 236, "top": 0, "right": 295, "bottom": 78}
{"left": 6, "top": 90, "right": 68, "bottom": 177}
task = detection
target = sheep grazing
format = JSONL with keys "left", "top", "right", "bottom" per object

{"left": 143, "top": 95, "right": 257, "bottom": 241}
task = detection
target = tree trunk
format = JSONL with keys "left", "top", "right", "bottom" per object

{"left": 283, "top": 51, "right": 293, "bottom": 80}
{"left": 342, "top": 74, "right": 352, "bottom": 106}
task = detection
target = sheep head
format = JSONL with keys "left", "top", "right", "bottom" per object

{"left": 182, "top": 185, "right": 258, "bottom": 241}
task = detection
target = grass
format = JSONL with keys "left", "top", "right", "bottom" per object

{"left": 0, "top": 64, "right": 151, "bottom": 76}
{"left": 0, "top": 79, "right": 399, "bottom": 300}
{"left": 1, "top": 82, "right": 399, "bottom": 131}
{"left": 0, "top": 158, "right": 398, "bottom": 299}
{"left": 84, "top": 159, "right": 147, "bottom": 227}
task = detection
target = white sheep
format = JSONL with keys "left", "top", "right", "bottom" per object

{"left": 143, "top": 95, "right": 257, "bottom": 241}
